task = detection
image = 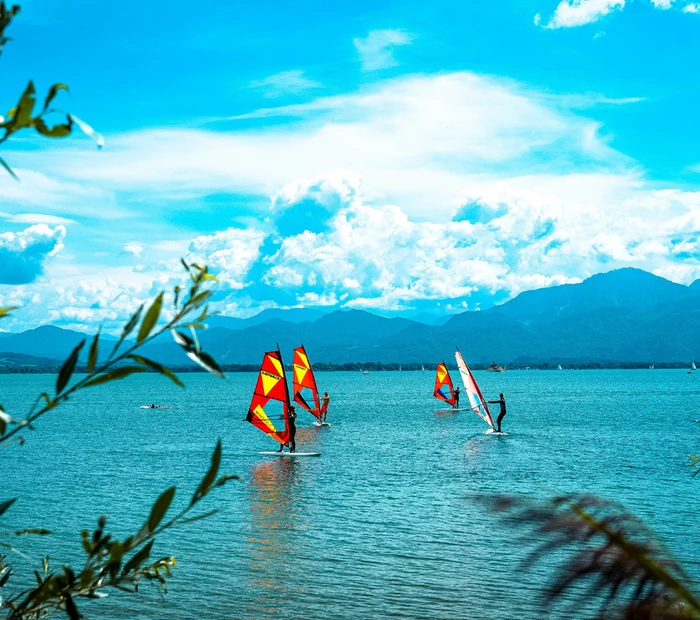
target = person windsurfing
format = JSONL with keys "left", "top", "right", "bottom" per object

{"left": 488, "top": 393, "right": 507, "bottom": 432}
{"left": 453, "top": 386, "right": 461, "bottom": 409}
{"left": 321, "top": 392, "right": 330, "bottom": 422}
{"left": 277, "top": 405, "right": 297, "bottom": 453}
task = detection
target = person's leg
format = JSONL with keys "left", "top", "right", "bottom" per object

{"left": 290, "top": 429, "right": 296, "bottom": 452}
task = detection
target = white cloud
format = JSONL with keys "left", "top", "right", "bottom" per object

{"left": 353, "top": 29, "right": 414, "bottom": 71}
{"left": 651, "top": 0, "right": 674, "bottom": 7}
{"left": 0, "top": 224, "right": 66, "bottom": 285}
{"left": 541, "top": 0, "right": 625, "bottom": 28}
{"left": 123, "top": 243, "right": 143, "bottom": 257}
{"left": 0, "top": 212, "right": 76, "bottom": 225}
{"left": 683, "top": 2, "right": 700, "bottom": 11}
{"left": 250, "top": 70, "right": 322, "bottom": 98}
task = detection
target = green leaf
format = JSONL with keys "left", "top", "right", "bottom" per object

{"left": 0, "top": 498, "right": 16, "bottom": 517}
{"left": 56, "top": 340, "right": 85, "bottom": 394}
{"left": 68, "top": 113, "right": 104, "bottom": 148}
{"left": 0, "top": 155, "right": 18, "bottom": 180}
{"left": 0, "top": 305, "right": 19, "bottom": 318}
{"left": 42, "top": 83, "right": 69, "bottom": 112}
{"left": 128, "top": 355, "right": 184, "bottom": 387}
{"left": 186, "top": 350, "right": 225, "bottom": 379}
{"left": 83, "top": 366, "right": 145, "bottom": 388}
{"left": 137, "top": 293, "right": 163, "bottom": 344}
{"left": 33, "top": 117, "right": 72, "bottom": 138}
{"left": 191, "top": 441, "right": 221, "bottom": 506}
{"left": 148, "top": 486, "right": 175, "bottom": 532}
{"left": 111, "top": 304, "right": 143, "bottom": 358}
{"left": 8, "top": 80, "right": 36, "bottom": 130}
{"left": 122, "top": 539, "right": 154, "bottom": 576}
{"left": 87, "top": 328, "right": 100, "bottom": 374}
{"left": 171, "top": 329, "right": 194, "bottom": 349}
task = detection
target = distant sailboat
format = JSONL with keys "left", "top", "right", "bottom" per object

{"left": 292, "top": 344, "right": 321, "bottom": 422}
{"left": 361, "top": 369, "right": 370, "bottom": 375}
{"left": 421, "top": 365, "right": 425, "bottom": 374}
{"left": 649, "top": 364, "right": 654, "bottom": 370}
{"left": 433, "top": 362, "right": 457, "bottom": 408}
{"left": 689, "top": 362, "right": 696, "bottom": 375}
{"left": 486, "top": 361, "right": 506, "bottom": 372}
{"left": 558, "top": 364, "right": 563, "bottom": 371}
{"left": 246, "top": 347, "right": 320, "bottom": 457}
{"left": 455, "top": 349, "right": 496, "bottom": 430}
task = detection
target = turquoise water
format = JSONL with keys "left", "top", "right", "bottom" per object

{"left": 1, "top": 369, "right": 699, "bottom": 618}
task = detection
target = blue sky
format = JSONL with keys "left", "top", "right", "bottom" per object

{"left": 1, "top": 0, "right": 700, "bottom": 331}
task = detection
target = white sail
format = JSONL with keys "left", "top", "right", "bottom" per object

{"left": 693, "top": 362, "right": 697, "bottom": 371}
{"left": 455, "top": 350, "right": 495, "bottom": 428}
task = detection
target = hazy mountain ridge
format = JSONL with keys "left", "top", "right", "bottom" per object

{"left": 2, "top": 268, "right": 700, "bottom": 367}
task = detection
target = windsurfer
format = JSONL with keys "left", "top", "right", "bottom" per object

{"left": 488, "top": 393, "right": 507, "bottom": 431}
{"left": 278, "top": 405, "right": 298, "bottom": 452}
{"left": 453, "top": 386, "right": 460, "bottom": 409}
{"left": 321, "top": 392, "right": 330, "bottom": 422}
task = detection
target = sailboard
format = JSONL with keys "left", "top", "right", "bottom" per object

{"left": 455, "top": 349, "right": 495, "bottom": 430}
{"left": 433, "top": 362, "right": 456, "bottom": 407}
{"left": 246, "top": 349, "right": 293, "bottom": 447}
{"left": 258, "top": 451, "right": 322, "bottom": 457}
{"left": 292, "top": 344, "right": 322, "bottom": 421}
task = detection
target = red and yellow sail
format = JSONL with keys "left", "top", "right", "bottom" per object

{"left": 433, "top": 362, "right": 456, "bottom": 406}
{"left": 246, "top": 349, "right": 292, "bottom": 445}
{"left": 293, "top": 345, "right": 321, "bottom": 420}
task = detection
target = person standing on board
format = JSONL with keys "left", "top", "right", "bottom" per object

{"left": 453, "top": 386, "right": 461, "bottom": 409}
{"left": 488, "top": 393, "right": 507, "bottom": 432}
{"left": 321, "top": 391, "right": 330, "bottom": 422}
{"left": 277, "top": 405, "right": 298, "bottom": 453}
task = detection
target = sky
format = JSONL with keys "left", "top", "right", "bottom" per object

{"left": 1, "top": 0, "right": 700, "bottom": 332}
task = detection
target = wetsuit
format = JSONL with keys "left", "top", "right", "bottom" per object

{"left": 488, "top": 397, "right": 507, "bottom": 431}
{"left": 453, "top": 389, "right": 460, "bottom": 409}
{"left": 288, "top": 409, "right": 297, "bottom": 452}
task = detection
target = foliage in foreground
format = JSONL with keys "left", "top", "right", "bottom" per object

{"left": 487, "top": 494, "right": 700, "bottom": 620}
{"left": 0, "top": 261, "right": 235, "bottom": 618}
{"left": 0, "top": 2, "right": 102, "bottom": 179}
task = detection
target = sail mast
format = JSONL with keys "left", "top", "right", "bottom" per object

{"left": 454, "top": 348, "right": 495, "bottom": 429}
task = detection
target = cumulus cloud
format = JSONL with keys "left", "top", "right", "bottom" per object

{"left": 0, "top": 224, "right": 66, "bottom": 285}
{"left": 123, "top": 243, "right": 143, "bottom": 257}
{"left": 538, "top": 0, "right": 681, "bottom": 27}
{"left": 683, "top": 2, "right": 700, "bottom": 11}
{"left": 353, "top": 29, "right": 414, "bottom": 71}
{"left": 250, "top": 70, "right": 322, "bottom": 98}
{"left": 541, "top": 0, "right": 626, "bottom": 28}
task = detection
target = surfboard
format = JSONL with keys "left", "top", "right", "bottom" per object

{"left": 258, "top": 451, "right": 321, "bottom": 457}
{"left": 139, "top": 405, "right": 173, "bottom": 409}
{"left": 313, "top": 421, "right": 331, "bottom": 427}
{"left": 436, "top": 407, "right": 470, "bottom": 412}
{"left": 485, "top": 429, "right": 508, "bottom": 435}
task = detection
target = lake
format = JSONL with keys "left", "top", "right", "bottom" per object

{"left": 1, "top": 369, "right": 699, "bottom": 618}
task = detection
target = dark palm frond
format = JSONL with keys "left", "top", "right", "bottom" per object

{"left": 483, "top": 494, "right": 700, "bottom": 620}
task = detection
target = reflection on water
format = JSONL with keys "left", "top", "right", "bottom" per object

{"left": 246, "top": 458, "right": 308, "bottom": 617}
{"left": 2, "top": 370, "right": 700, "bottom": 619}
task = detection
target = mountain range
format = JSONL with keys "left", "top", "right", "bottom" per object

{"left": 1, "top": 268, "right": 699, "bottom": 370}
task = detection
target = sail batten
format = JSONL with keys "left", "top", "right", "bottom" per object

{"left": 293, "top": 345, "right": 322, "bottom": 420}
{"left": 455, "top": 349, "right": 495, "bottom": 429}
{"left": 246, "top": 349, "right": 291, "bottom": 445}
{"left": 433, "top": 362, "right": 456, "bottom": 406}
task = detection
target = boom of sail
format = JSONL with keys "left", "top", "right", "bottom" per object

{"left": 433, "top": 362, "right": 456, "bottom": 406}
{"left": 246, "top": 349, "right": 292, "bottom": 445}
{"left": 455, "top": 349, "right": 495, "bottom": 429}
{"left": 293, "top": 344, "right": 322, "bottom": 420}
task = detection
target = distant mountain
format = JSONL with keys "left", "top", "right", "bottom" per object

{"left": 206, "top": 308, "right": 327, "bottom": 330}
{"left": 1, "top": 269, "right": 700, "bottom": 368}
